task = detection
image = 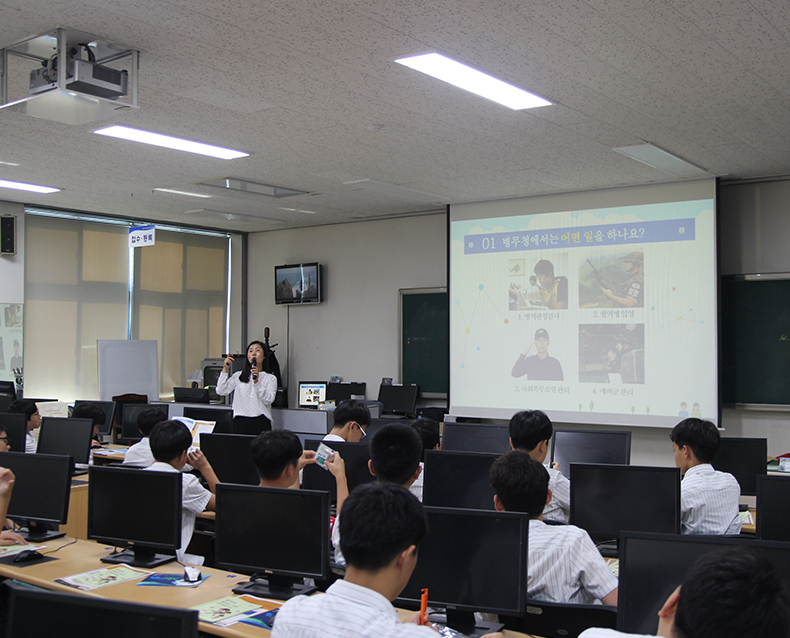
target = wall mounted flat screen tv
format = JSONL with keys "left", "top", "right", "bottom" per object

{"left": 275, "top": 263, "right": 322, "bottom": 305}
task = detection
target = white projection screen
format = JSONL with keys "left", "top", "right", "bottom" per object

{"left": 449, "top": 180, "right": 717, "bottom": 427}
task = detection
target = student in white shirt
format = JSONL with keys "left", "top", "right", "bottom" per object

{"left": 8, "top": 399, "right": 40, "bottom": 454}
{"left": 407, "top": 417, "right": 440, "bottom": 502}
{"left": 122, "top": 407, "right": 168, "bottom": 468}
{"left": 71, "top": 401, "right": 106, "bottom": 449}
{"left": 508, "top": 409, "right": 570, "bottom": 523}
{"left": 579, "top": 547, "right": 790, "bottom": 638}
{"left": 490, "top": 450, "right": 618, "bottom": 606}
{"left": 323, "top": 400, "right": 370, "bottom": 443}
{"left": 273, "top": 482, "right": 504, "bottom": 638}
{"left": 145, "top": 420, "right": 218, "bottom": 565}
{"left": 216, "top": 341, "right": 278, "bottom": 435}
{"left": 670, "top": 418, "right": 741, "bottom": 535}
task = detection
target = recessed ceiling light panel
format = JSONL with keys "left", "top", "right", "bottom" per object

{"left": 613, "top": 143, "right": 708, "bottom": 176}
{"left": 94, "top": 125, "right": 248, "bottom": 159}
{"left": 0, "top": 179, "right": 60, "bottom": 194}
{"left": 153, "top": 188, "right": 212, "bottom": 198}
{"left": 395, "top": 52, "right": 551, "bottom": 110}
{"left": 199, "top": 177, "right": 308, "bottom": 198}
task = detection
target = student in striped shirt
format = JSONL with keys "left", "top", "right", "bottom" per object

{"left": 490, "top": 450, "right": 618, "bottom": 605}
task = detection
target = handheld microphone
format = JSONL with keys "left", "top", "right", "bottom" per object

{"left": 252, "top": 357, "right": 258, "bottom": 380}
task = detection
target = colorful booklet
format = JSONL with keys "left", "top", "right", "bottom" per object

{"left": 55, "top": 564, "right": 151, "bottom": 591}
{"left": 137, "top": 573, "right": 210, "bottom": 588}
{"left": 0, "top": 544, "right": 46, "bottom": 559}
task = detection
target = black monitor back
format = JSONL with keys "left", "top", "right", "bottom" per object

{"left": 200, "top": 433, "right": 258, "bottom": 485}
{"left": 173, "top": 387, "right": 210, "bottom": 403}
{"left": 551, "top": 429, "right": 632, "bottom": 477}
{"left": 0, "top": 395, "right": 14, "bottom": 412}
{"left": 618, "top": 532, "right": 790, "bottom": 635}
{"left": 36, "top": 417, "right": 93, "bottom": 464}
{"left": 183, "top": 407, "right": 233, "bottom": 434}
{"left": 0, "top": 451, "right": 72, "bottom": 526}
{"left": 442, "top": 423, "right": 510, "bottom": 454}
{"left": 6, "top": 582, "right": 198, "bottom": 638}
{"left": 73, "top": 400, "right": 116, "bottom": 436}
{"left": 326, "top": 382, "right": 366, "bottom": 403}
{"left": 757, "top": 475, "right": 790, "bottom": 541}
{"left": 712, "top": 437, "right": 767, "bottom": 496}
{"left": 423, "top": 450, "right": 499, "bottom": 510}
{"left": 376, "top": 383, "right": 418, "bottom": 416}
{"left": 570, "top": 464, "right": 681, "bottom": 538}
{"left": 121, "top": 404, "right": 170, "bottom": 442}
{"left": 302, "top": 439, "right": 374, "bottom": 502}
{"left": 0, "top": 413, "right": 27, "bottom": 452}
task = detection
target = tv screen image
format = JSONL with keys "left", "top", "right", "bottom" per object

{"left": 274, "top": 263, "right": 322, "bottom": 304}
{"left": 298, "top": 382, "right": 327, "bottom": 408}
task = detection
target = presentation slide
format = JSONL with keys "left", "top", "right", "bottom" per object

{"left": 449, "top": 181, "right": 717, "bottom": 427}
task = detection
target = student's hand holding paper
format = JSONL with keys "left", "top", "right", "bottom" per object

{"left": 0, "top": 468, "right": 15, "bottom": 499}
{"left": 297, "top": 450, "right": 317, "bottom": 471}
{"left": 187, "top": 449, "right": 209, "bottom": 471}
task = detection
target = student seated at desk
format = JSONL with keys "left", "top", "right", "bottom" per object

{"left": 490, "top": 450, "right": 618, "bottom": 606}
{"left": 145, "top": 420, "right": 219, "bottom": 565}
{"left": 273, "top": 482, "right": 503, "bottom": 638}
{"left": 71, "top": 402, "right": 106, "bottom": 449}
{"left": 7, "top": 400, "right": 40, "bottom": 454}
{"left": 122, "top": 408, "right": 167, "bottom": 468}
{"left": 670, "top": 418, "right": 741, "bottom": 535}
{"left": 0, "top": 464, "right": 27, "bottom": 546}
{"left": 509, "top": 409, "right": 569, "bottom": 523}
{"left": 324, "top": 400, "right": 370, "bottom": 443}
{"left": 579, "top": 547, "right": 790, "bottom": 638}
{"left": 333, "top": 424, "right": 422, "bottom": 567}
{"left": 407, "top": 417, "right": 440, "bottom": 502}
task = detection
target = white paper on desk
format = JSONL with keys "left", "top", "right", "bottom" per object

{"left": 92, "top": 448, "right": 127, "bottom": 456}
{"left": 0, "top": 544, "right": 46, "bottom": 558}
{"left": 56, "top": 564, "right": 152, "bottom": 591}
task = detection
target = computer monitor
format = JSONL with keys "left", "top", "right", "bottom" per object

{"left": 6, "top": 584, "right": 199, "bottom": 638}
{"left": 298, "top": 381, "right": 327, "bottom": 408}
{"left": 756, "top": 475, "right": 790, "bottom": 541}
{"left": 712, "top": 437, "right": 767, "bottom": 496}
{"left": 570, "top": 464, "right": 681, "bottom": 551}
{"left": 0, "top": 413, "right": 27, "bottom": 452}
{"left": 550, "top": 429, "right": 632, "bottom": 477}
{"left": 88, "top": 466, "right": 181, "bottom": 568}
{"left": 302, "top": 439, "right": 375, "bottom": 503}
{"left": 172, "top": 387, "right": 210, "bottom": 403}
{"left": 73, "top": 400, "right": 116, "bottom": 436}
{"left": 200, "top": 433, "right": 259, "bottom": 485}
{"left": 121, "top": 403, "right": 169, "bottom": 442}
{"left": 183, "top": 407, "right": 233, "bottom": 434}
{"left": 422, "top": 450, "right": 499, "bottom": 510}
{"left": 0, "top": 451, "right": 72, "bottom": 542}
{"left": 377, "top": 383, "right": 419, "bottom": 417}
{"left": 441, "top": 423, "right": 511, "bottom": 454}
{"left": 202, "top": 364, "right": 224, "bottom": 403}
{"left": 326, "top": 381, "right": 366, "bottom": 403}
{"left": 215, "top": 484, "right": 330, "bottom": 599}
{"left": 0, "top": 380, "right": 16, "bottom": 399}
{"left": 0, "top": 395, "right": 14, "bottom": 412}
{"left": 397, "top": 507, "right": 529, "bottom": 637}
{"left": 618, "top": 532, "right": 790, "bottom": 635}
{"left": 36, "top": 417, "right": 93, "bottom": 466}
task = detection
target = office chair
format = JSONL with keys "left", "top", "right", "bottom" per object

{"left": 501, "top": 599, "right": 617, "bottom": 638}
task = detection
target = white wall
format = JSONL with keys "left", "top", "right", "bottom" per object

{"left": 0, "top": 202, "right": 24, "bottom": 302}
{"left": 247, "top": 213, "right": 447, "bottom": 406}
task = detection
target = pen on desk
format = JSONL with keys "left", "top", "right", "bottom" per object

{"left": 419, "top": 588, "right": 428, "bottom": 625}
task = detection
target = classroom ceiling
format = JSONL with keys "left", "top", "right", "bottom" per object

{"left": 0, "top": 0, "right": 789, "bottom": 233}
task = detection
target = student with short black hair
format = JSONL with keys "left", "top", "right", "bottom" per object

{"left": 670, "top": 418, "right": 741, "bottom": 535}
{"left": 273, "top": 483, "right": 504, "bottom": 638}
{"left": 579, "top": 547, "right": 790, "bottom": 638}
{"left": 0, "top": 424, "right": 10, "bottom": 453}
{"left": 250, "top": 430, "right": 347, "bottom": 509}
{"left": 122, "top": 407, "right": 168, "bottom": 467}
{"left": 8, "top": 399, "right": 40, "bottom": 454}
{"left": 508, "top": 409, "right": 569, "bottom": 523}
{"left": 145, "top": 420, "right": 218, "bottom": 565}
{"left": 324, "top": 400, "right": 370, "bottom": 443}
{"left": 71, "top": 402, "right": 106, "bottom": 448}
{"left": 407, "top": 418, "right": 440, "bottom": 501}
{"left": 490, "top": 450, "right": 617, "bottom": 606}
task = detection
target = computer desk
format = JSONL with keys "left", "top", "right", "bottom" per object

{"left": 0, "top": 536, "right": 530, "bottom": 638}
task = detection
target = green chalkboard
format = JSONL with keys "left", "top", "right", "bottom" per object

{"left": 721, "top": 276, "right": 790, "bottom": 405}
{"left": 401, "top": 289, "right": 449, "bottom": 397}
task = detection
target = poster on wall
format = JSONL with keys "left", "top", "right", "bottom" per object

{"left": 0, "top": 303, "right": 23, "bottom": 382}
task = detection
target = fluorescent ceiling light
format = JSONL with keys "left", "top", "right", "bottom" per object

{"left": 279, "top": 207, "right": 317, "bottom": 214}
{"left": 0, "top": 179, "right": 60, "bottom": 194}
{"left": 199, "top": 177, "right": 308, "bottom": 198}
{"left": 153, "top": 188, "right": 212, "bottom": 198}
{"left": 0, "top": 161, "right": 20, "bottom": 167}
{"left": 613, "top": 143, "right": 708, "bottom": 176}
{"left": 94, "top": 125, "right": 248, "bottom": 159}
{"left": 395, "top": 52, "right": 551, "bottom": 110}
{"left": 343, "top": 178, "right": 448, "bottom": 203}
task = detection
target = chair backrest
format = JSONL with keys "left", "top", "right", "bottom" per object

{"left": 501, "top": 599, "right": 617, "bottom": 638}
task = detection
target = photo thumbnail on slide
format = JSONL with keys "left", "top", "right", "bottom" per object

{"left": 580, "top": 251, "right": 643, "bottom": 309}
{"left": 579, "top": 324, "right": 644, "bottom": 384}
{"left": 508, "top": 255, "right": 569, "bottom": 311}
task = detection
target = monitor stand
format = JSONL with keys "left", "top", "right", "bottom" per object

{"left": 20, "top": 521, "right": 65, "bottom": 543}
{"left": 430, "top": 610, "right": 504, "bottom": 638}
{"left": 232, "top": 574, "right": 317, "bottom": 601}
{"left": 100, "top": 544, "right": 176, "bottom": 568}
{"left": 595, "top": 538, "right": 619, "bottom": 558}
{"left": 380, "top": 413, "right": 408, "bottom": 420}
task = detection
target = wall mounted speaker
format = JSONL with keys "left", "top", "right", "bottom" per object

{"left": 0, "top": 216, "right": 16, "bottom": 255}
